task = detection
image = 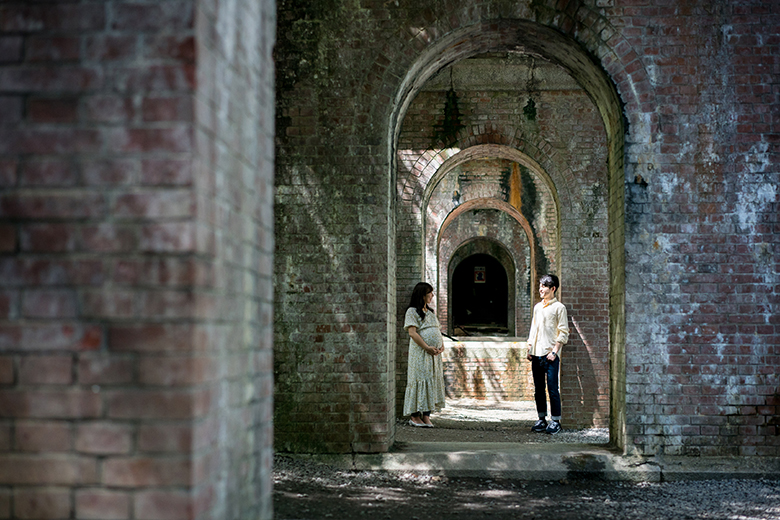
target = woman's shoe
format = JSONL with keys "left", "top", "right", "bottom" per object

{"left": 408, "top": 419, "right": 426, "bottom": 427}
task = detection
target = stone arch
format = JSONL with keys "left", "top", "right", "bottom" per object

{"left": 386, "top": 13, "right": 644, "bottom": 449}
{"left": 436, "top": 198, "right": 535, "bottom": 337}
{"left": 418, "top": 145, "right": 562, "bottom": 287}
{"left": 447, "top": 238, "right": 517, "bottom": 336}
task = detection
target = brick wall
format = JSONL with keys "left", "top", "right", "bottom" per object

{"left": 616, "top": 0, "right": 779, "bottom": 457}
{"left": 443, "top": 340, "right": 534, "bottom": 401}
{"left": 275, "top": 0, "right": 778, "bottom": 456}
{"left": 0, "top": 0, "right": 275, "bottom": 518}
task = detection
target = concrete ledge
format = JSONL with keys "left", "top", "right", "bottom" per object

{"left": 280, "top": 443, "right": 780, "bottom": 483}
{"left": 655, "top": 455, "right": 780, "bottom": 482}
{"left": 351, "top": 443, "right": 660, "bottom": 481}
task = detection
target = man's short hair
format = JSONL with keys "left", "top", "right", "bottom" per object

{"left": 539, "top": 274, "right": 560, "bottom": 291}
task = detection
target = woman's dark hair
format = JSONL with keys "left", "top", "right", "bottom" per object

{"left": 539, "top": 273, "right": 560, "bottom": 291}
{"left": 408, "top": 282, "right": 434, "bottom": 320}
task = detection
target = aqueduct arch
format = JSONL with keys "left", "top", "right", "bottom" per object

{"left": 391, "top": 19, "right": 625, "bottom": 443}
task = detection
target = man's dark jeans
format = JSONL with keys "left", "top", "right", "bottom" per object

{"left": 531, "top": 355, "right": 561, "bottom": 419}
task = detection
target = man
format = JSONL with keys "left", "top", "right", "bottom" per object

{"left": 526, "top": 274, "right": 569, "bottom": 434}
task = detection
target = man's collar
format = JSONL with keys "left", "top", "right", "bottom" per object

{"left": 542, "top": 297, "right": 558, "bottom": 307}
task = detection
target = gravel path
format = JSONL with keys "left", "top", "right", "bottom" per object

{"left": 274, "top": 455, "right": 780, "bottom": 520}
{"left": 275, "top": 400, "right": 780, "bottom": 519}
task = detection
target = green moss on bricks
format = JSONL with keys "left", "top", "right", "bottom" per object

{"left": 432, "top": 88, "right": 465, "bottom": 147}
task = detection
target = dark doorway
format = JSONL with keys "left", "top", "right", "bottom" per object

{"left": 452, "top": 254, "right": 508, "bottom": 335}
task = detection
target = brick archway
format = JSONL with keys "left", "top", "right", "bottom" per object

{"left": 437, "top": 199, "right": 535, "bottom": 337}
{"left": 389, "top": 16, "right": 638, "bottom": 447}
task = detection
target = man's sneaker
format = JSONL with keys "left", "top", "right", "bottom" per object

{"left": 545, "top": 420, "right": 562, "bottom": 435}
{"left": 531, "top": 419, "right": 548, "bottom": 433}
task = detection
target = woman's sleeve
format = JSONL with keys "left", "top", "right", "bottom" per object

{"left": 404, "top": 308, "right": 421, "bottom": 331}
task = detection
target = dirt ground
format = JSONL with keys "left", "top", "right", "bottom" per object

{"left": 274, "top": 467, "right": 780, "bottom": 520}
{"left": 391, "top": 398, "right": 609, "bottom": 445}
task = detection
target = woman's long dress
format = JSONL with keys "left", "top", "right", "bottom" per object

{"left": 403, "top": 307, "right": 446, "bottom": 415}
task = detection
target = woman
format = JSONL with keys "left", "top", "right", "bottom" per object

{"left": 403, "top": 282, "right": 446, "bottom": 427}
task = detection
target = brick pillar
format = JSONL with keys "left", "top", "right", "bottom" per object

{"left": 0, "top": 1, "right": 275, "bottom": 518}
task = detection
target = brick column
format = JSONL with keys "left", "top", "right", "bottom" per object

{"left": 0, "top": 1, "right": 275, "bottom": 518}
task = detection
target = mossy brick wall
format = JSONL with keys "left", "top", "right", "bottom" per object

{"left": 275, "top": 0, "right": 779, "bottom": 456}
{"left": 436, "top": 206, "right": 532, "bottom": 336}
{"left": 443, "top": 341, "right": 534, "bottom": 401}
{"left": 0, "top": 0, "right": 275, "bottom": 518}
{"left": 617, "top": 1, "right": 779, "bottom": 457}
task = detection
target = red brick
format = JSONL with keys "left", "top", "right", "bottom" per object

{"left": 15, "top": 421, "right": 71, "bottom": 452}
{"left": 0, "top": 423, "right": 10, "bottom": 451}
{"left": 0, "top": 4, "right": 105, "bottom": 32}
{"left": 19, "top": 224, "right": 77, "bottom": 252}
{"left": 110, "top": 65, "right": 195, "bottom": 93}
{"left": 0, "top": 96, "right": 22, "bottom": 125}
{"left": 143, "top": 36, "right": 196, "bottom": 62}
{"left": 141, "top": 97, "right": 193, "bottom": 122}
{"left": 75, "top": 423, "right": 133, "bottom": 454}
{"left": 25, "top": 36, "right": 80, "bottom": 62}
{"left": 18, "top": 355, "right": 73, "bottom": 385}
{"left": 0, "top": 259, "right": 103, "bottom": 287}
{"left": 111, "top": 2, "right": 194, "bottom": 31}
{"left": 140, "top": 223, "right": 195, "bottom": 252}
{"left": 0, "top": 36, "right": 22, "bottom": 63}
{"left": 0, "top": 67, "right": 102, "bottom": 94}
{"left": 75, "top": 490, "right": 130, "bottom": 520}
{"left": 0, "top": 193, "right": 106, "bottom": 219}
{"left": 140, "top": 159, "right": 192, "bottom": 186}
{"left": 108, "top": 324, "right": 194, "bottom": 353}
{"left": 113, "top": 190, "right": 193, "bottom": 219}
{"left": 0, "top": 160, "right": 16, "bottom": 187}
{"left": 83, "top": 96, "right": 136, "bottom": 123}
{"left": 19, "top": 160, "right": 78, "bottom": 187}
{"left": 84, "top": 35, "right": 138, "bottom": 62}
{"left": 27, "top": 98, "right": 78, "bottom": 123}
{"left": 138, "top": 424, "right": 192, "bottom": 453}
{"left": 0, "top": 225, "right": 15, "bottom": 252}
{"left": 0, "top": 489, "right": 8, "bottom": 518}
{"left": 0, "top": 291, "right": 14, "bottom": 319}
{"left": 3, "top": 128, "right": 102, "bottom": 155}
{"left": 138, "top": 356, "right": 210, "bottom": 386}
{"left": 80, "top": 225, "right": 137, "bottom": 253}
{"left": 112, "top": 258, "right": 201, "bottom": 287}
{"left": 14, "top": 488, "right": 70, "bottom": 519}
{"left": 105, "top": 126, "right": 193, "bottom": 154}
{"left": 21, "top": 290, "right": 77, "bottom": 319}
{"left": 81, "top": 291, "right": 136, "bottom": 319}
{"left": 103, "top": 457, "right": 190, "bottom": 487}
{"left": 105, "top": 390, "right": 195, "bottom": 419}
{"left": 137, "top": 291, "right": 194, "bottom": 319}
{"left": 0, "top": 390, "right": 101, "bottom": 419}
{"left": 0, "top": 322, "right": 102, "bottom": 351}
{"left": 78, "top": 354, "right": 134, "bottom": 385}
{"left": 134, "top": 491, "right": 192, "bottom": 520}
{"left": 0, "top": 357, "right": 13, "bottom": 384}
{"left": 0, "top": 454, "right": 97, "bottom": 485}
{"left": 80, "top": 159, "right": 137, "bottom": 186}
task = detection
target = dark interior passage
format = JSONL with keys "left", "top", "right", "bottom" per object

{"left": 452, "top": 254, "right": 508, "bottom": 335}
